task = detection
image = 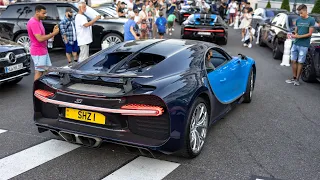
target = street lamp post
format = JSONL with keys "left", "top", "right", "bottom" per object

{"left": 292, "top": 0, "right": 297, "bottom": 13}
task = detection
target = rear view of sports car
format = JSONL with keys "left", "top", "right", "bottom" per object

{"left": 33, "top": 39, "right": 255, "bottom": 158}
{"left": 181, "top": 14, "right": 228, "bottom": 45}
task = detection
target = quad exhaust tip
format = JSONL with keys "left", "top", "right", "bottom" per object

{"left": 58, "top": 131, "right": 102, "bottom": 148}
{"left": 57, "top": 131, "right": 159, "bottom": 158}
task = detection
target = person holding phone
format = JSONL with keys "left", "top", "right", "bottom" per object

{"left": 75, "top": 1, "right": 101, "bottom": 62}
{"left": 59, "top": 7, "right": 79, "bottom": 64}
{"left": 27, "top": 4, "right": 59, "bottom": 81}
{"left": 286, "top": 4, "right": 315, "bottom": 86}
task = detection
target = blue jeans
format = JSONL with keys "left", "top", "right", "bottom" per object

{"left": 290, "top": 44, "right": 308, "bottom": 64}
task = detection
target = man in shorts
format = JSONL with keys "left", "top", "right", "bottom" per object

{"left": 286, "top": 4, "right": 315, "bottom": 86}
{"left": 228, "top": 0, "right": 237, "bottom": 26}
{"left": 155, "top": 11, "right": 167, "bottom": 39}
{"left": 27, "top": 5, "right": 60, "bottom": 81}
{"left": 59, "top": 7, "right": 79, "bottom": 64}
{"left": 167, "top": 13, "right": 176, "bottom": 36}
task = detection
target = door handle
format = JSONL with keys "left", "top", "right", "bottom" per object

{"left": 220, "top": 78, "right": 227, "bottom": 83}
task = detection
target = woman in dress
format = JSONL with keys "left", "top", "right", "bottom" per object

{"left": 239, "top": 8, "right": 252, "bottom": 42}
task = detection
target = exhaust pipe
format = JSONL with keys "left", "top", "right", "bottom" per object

{"left": 58, "top": 131, "right": 102, "bottom": 148}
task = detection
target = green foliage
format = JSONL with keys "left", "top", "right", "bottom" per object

{"left": 312, "top": 0, "right": 320, "bottom": 13}
{"left": 280, "top": 0, "right": 290, "bottom": 12}
{"left": 266, "top": 0, "right": 271, "bottom": 8}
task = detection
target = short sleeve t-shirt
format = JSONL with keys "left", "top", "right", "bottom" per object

{"left": 294, "top": 16, "right": 316, "bottom": 47}
{"left": 156, "top": 17, "right": 167, "bottom": 33}
{"left": 228, "top": 2, "right": 237, "bottom": 14}
{"left": 124, "top": 19, "right": 136, "bottom": 41}
{"left": 167, "top": 14, "right": 176, "bottom": 22}
{"left": 26, "top": 17, "right": 47, "bottom": 56}
{"left": 75, "top": 14, "right": 93, "bottom": 46}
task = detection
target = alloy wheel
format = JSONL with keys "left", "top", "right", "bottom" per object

{"left": 104, "top": 36, "right": 122, "bottom": 47}
{"left": 17, "top": 36, "right": 30, "bottom": 53}
{"left": 189, "top": 103, "right": 208, "bottom": 154}
{"left": 302, "top": 55, "right": 312, "bottom": 80}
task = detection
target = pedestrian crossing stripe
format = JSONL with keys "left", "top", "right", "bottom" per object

{"left": 0, "top": 129, "right": 7, "bottom": 134}
{"left": 0, "top": 139, "right": 80, "bottom": 180}
{"left": 102, "top": 156, "right": 180, "bottom": 180}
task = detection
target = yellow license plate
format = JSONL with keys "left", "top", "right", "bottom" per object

{"left": 65, "top": 108, "right": 106, "bottom": 125}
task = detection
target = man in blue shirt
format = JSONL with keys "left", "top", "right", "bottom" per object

{"left": 124, "top": 11, "right": 140, "bottom": 41}
{"left": 286, "top": 4, "right": 315, "bottom": 86}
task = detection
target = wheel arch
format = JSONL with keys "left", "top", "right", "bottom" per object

{"left": 13, "top": 30, "right": 28, "bottom": 42}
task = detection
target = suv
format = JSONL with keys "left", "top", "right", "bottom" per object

{"left": 0, "top": 2, "right": 126, "bottom": 52}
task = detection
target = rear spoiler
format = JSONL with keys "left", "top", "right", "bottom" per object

{"left": 37, "top": 66, "right": 153, "bottom": 93}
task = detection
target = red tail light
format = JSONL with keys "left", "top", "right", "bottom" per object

{"left": 121, "top": 104, "right": 164, "bottom": 116}
{"left": 183, "top": 14, "right": 190, "bottom": 17}
{"left": 34, "top": 89, "right": 55, "bottom": 98}
{"left": 184, "top": 28, "right": 225, "bottom": 33}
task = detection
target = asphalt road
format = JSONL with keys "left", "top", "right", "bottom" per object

{"left": 1, "top": 25, "right": 320, "bottom": 180}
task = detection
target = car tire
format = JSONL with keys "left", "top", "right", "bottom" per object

{"left": 272, "top": 38, "right": 282, "bottom": 60}
{"left": 243, "top": 68, "right": 254, "bottom": 103}
{"left": 4, "top": 78, "right": 23, "bottom": 85}
{"left": 179, "top": 97, "right": 209, "bottom": 158}
{"left": 15, "top": 33, "right": 30, "bottom": 53}
{"left": 219, "top": 37, "right": 228, "bottom": 45}
{"left": 301, "top": 54, "right": 317, "bottom": 83}
{"left": 258, "top": 30, "right": 266, "bottom": 47}
{"left": 101, "top": 33, "right": 123, "bottom": 48}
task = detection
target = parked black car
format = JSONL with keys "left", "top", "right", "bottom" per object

{"left": 259, "top": 12, "right": 299, "bottom": 59}
{"left": 0, "top": 37, "right": 31, "bottom": 85}
{"left": 0, "top": 2, "right": 125, "bottom": 52}
{"left": 181, "top": 13, "right": 228, "bottom": 45}
{"left": 251, "top": 8, "right": 288, "bottom": 32}
{"left": 175, "top": 5, "right": 200, "bottom": 24}
{"left": 302, "top": 40, "right": 320, "bottom": 83}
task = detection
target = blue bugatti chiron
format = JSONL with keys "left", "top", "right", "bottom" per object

{"left": 33, "top": 39, "right": 256, "bottom": 158}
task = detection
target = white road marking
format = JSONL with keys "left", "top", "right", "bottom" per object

{"left": 256, "top": 179, "right": 264, "bottom": 180}
{"left": 102, "top": 156, "right": 180, "bottom": 180}
{"left": 0, "top": 129, "right": 7, "bottom": 134}
{"left": 0, "top": 139, "right": 79, "bottom": 180}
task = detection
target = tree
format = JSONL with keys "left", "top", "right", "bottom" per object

{"left": 280, "top": 0, "right": 290, "bottom": 12}
{"left": 312, "top": 0, "right": 320, "bottom": 13}
{"left": 266, "top": 0, "right": 271, "bottom": 8}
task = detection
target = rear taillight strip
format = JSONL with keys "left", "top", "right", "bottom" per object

{"left": 34, "top": 93, "right": 163, "bottom": 116}
{"left": 184, "top": 28, "right": 224, "bottom": 32}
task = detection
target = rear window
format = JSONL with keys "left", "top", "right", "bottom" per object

{"left": 1, "top": 5, "right": 34, "bottom": 19}
{"left": 265, "top": 10, "right": 274, "bottom": 17}
{"left": 79, "top": 51, "right": 165, "bottom": 74}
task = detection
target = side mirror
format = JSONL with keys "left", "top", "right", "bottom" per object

{"left": 238, "top": 53, "right": 247, "bottom": 60}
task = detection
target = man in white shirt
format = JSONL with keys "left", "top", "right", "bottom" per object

{"left": 228, "top": 0, "right": 237, "bottom": 26}
{"left": 75, "top": 1, "right": 101, "bottom": 62}
{"left": 196, "top": 0, "right": 210, "bottom": 13}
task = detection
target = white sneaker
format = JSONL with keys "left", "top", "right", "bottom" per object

{"left": 243, "top": 43, "right": 248, "bottom": 47}
{"left": 172, "top": 28, "right": 174, "bottom": 31}
{"left": 248, "top": 43, "right": 252, "bottom": 48}
{"left": 241, "top": 38, "right": 245, "bottom": 42}
{"left": 169, "top": 32, "right": 172, "bottom": 36}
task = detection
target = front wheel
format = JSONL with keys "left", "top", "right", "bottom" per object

{"left": 272, "top": 39, "right": 282, "bottom": 60}
{"left": 243, "top": 68, "right": 254, "bottom": 103}
{"left": 180, "top": 97, "right": 209, "bottom": 158}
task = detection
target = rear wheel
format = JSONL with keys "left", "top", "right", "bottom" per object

{"left": 272, "top": 38, "right": 282, "bottom": 60}
{"left": 219, "top": 37, "right": 228, "bottom": 45}
{"left": 301, "top": 54, "right": 317, "bottom": 82}
{"left": 15, "top": 33, "right": 30, "bottom": 53}
{"left": 259, "top": 30, "right": 266, "bottom": 47}
{"left": 101, "top": 33, "right": 123, "bottom": 48}
{"left": 180, "top": 97, "right": 209, "bottom": 158}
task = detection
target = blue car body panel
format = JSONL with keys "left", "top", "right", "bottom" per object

{"left": 194, "top": 14, "right": 217, "bottom": 25}
{"left": 33, "top": 39, "right": 256, "bottom": 153}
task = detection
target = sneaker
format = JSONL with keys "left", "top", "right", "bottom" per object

{"left": 285, "top": 78, "right": 296, "bottom": 84}
{"left": 294, "top": 80, "right": 300, "bottom": 86}
{"left": 169, "top": 32, "right": 172, "bottom": 36}
{"left": 172, "top": 28, "right": 174, "bottom": 31}
{"left": 241, "top": 38, "right": 245, "bottom": 42}
{"left": 248, "top": 43, "right": 252, "bottom": 48}
{"left": 243, "top": 43, "right": 248, "bottom": 47}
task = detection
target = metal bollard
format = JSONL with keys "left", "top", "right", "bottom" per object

{"left": 280, "top": 38, "right": 292, "bottom": 67}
